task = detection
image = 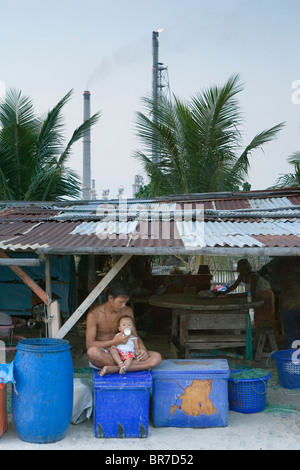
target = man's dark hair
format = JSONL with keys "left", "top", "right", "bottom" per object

{"left": 106, "top": 280, "right": 131, "bottom": 299}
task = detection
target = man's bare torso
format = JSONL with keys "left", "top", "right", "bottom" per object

{"left": 90, "top": 304, "right": 133, "bottom": 341}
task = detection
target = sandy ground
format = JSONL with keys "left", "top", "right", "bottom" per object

{"left": 0, "top": 330, "right": 299, "bottom": 451}
{"left": 0, "top": 405, "right": 299, "bottom": 451}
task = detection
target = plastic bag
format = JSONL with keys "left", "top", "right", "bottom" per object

{"left": 214, "top": 283, "right": 229, "bottom": 292}
{"left": 71, "top": 378, "right": 93, "bottom": 424}
{"left": 0, "top": 362, "right": 14, "bottom": 384}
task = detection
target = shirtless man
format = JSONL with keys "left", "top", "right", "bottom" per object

{"left": 86, "top": 280, "right": 162, "bottom": 375}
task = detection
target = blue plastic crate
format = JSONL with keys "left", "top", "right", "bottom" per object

{"left": 151, "top": 359, "right": 230, "bottom": 428}
{"left": 93, "top": 370, "right": 152, "bottom": 438}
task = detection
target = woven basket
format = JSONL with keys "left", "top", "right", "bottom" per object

{"left": 228, "top": 369, "right": 271, "bottom": 414}
{"left": 273, "top": 349, "right": 300, "bottom": 389}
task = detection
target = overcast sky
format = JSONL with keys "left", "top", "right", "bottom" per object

{"left": 1, "top": 0, "right": 300, "bottom": 199}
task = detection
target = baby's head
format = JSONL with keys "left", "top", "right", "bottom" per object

{"left": 118, "top": 315, "right": 135, "bottom": 334}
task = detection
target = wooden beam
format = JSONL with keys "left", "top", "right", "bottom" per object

{"left": 0, "top": 250, "right": 50, "bottom": 305}
{"left": 0, "top": 258, "right": 40, "bottom": 266}
{"left": 39, "top": 246, "right": 300, "bottom": 257}
{"left": 55, "top": 254, "right": 132, "bottom": 339}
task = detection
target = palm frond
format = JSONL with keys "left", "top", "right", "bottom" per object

{"left": 235, "top": 122, "right": 285, "bottom": 174}
{"left": 0, "top": 88, "right": 101, "bottom": 201}
{"left": 40, "top": 111, "right": 100, "bottom": 201}
{"left": 191, "top": 74, "right": 244, "bottom": 156}
{"left": 37, "top": 89, "right": 74, "bottom": 162}
{"left": 0, "top": 88, "right": 36, "bottom": 128}
{"left": 135, "top": 95, "right": 198, "bottom": 193}
{"left": 270, "top": 173, "right": 299, "bottom": 189}
{"left": 25, "top": 166, "right": 81, "bottom": 201}
{"left": 270, "top": 150, "right": 300, "bottom": 188}
{"left": 287, "top": 150, "right": 300, "bottom": 165}
{"left": 57, "top": 111, "right": 101, "bottom": 166}
{"left": 0, "top": 124, "right": 37, "bottom": 199}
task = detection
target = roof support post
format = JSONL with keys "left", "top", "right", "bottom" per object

{"left": 55, "top": 254, "right": 132, "bottom": 339}
{"left": 45, "top": 255, "right": 56, "bottom": 337}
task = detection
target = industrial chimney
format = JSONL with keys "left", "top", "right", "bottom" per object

{"left": 152, "top": 29, "right": 170, "bottom": 164}
{"left": 152, "top": 31, "right": 159, "bottom": 111}
{"left": 82, "top": 90, "right": 91, "bottom": 200}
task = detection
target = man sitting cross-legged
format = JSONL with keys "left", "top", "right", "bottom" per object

{"left": 86, "top": 280, "right": 162, "bottom": 376}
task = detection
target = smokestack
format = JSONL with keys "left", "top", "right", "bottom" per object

{"left": 152, "top": 31, "right": 159, "bottom": 164}
{"left": 82, "top": 90, "right": 91, "bottom": 200}
{"left": 152, "top": 31, "right": 159, "bottom": 109}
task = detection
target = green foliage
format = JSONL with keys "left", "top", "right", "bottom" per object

{"left": 135, "top": 183, "right": 152, "bottom": 199}
{"left": 0, "top": 88, "right": 100, "bottom": 201}
{"left": 134, "top": 74, "right": 284, "bottom": 196}
{"left": 271, "top": 151, "right": 300, "bottom": 188}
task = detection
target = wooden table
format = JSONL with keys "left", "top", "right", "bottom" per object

{"left": 149, "top": 293, "right": 264, "bottom": 358}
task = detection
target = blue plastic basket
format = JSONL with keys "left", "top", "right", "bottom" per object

{"left": 272, "top": 349, "right": 300, "bottom": 389}
{"left": 228, "top": 370, "right": 271, "bottom": 414}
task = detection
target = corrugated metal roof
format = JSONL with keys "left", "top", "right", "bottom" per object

{"left": 249, "top": 196, "right": 294, "bottom": 209}
{"left": 0, "top": 188, "right": 299, "bottom": 255}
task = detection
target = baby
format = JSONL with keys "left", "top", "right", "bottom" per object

{"left": 109, "top": 315, "right": 138, "bottom": 374}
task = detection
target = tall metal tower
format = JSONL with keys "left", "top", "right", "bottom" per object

{"left": 132, "top": 174, "right": 144, "bottom": 197}
{"left": 152, "top": 29, "right": 170, "bottom": 163}
{"left": 82, "top": 90, "right": 91, "bottom": 200}
{"left": 152, "top": 29, "right": 170, "bottom": 104}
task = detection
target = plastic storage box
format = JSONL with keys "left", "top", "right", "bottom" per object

{"left": 151, "top": 359, "right": 230, "bottom": 428}
{"left": 93, "top": 369, "right": 152, "bottom": 438}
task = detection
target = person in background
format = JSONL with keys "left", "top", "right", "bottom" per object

{"left": 221, "top": 259, "right": 277, "bottom": 335}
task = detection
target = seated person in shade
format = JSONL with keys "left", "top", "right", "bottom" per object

{"left": 222, "top": 258, "right": 277, "bottom": 336}
{"left": 109, "top": 315, "right": 138, "bottom": 374}
{"left": 86, "top": 280, "right": 162, "bottom": 376}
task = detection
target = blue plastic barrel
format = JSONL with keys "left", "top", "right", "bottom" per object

{"left": 12, "top": 338, "right": 73, "bottom": 443}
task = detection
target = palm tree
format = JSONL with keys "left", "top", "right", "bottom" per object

{"left": 0, "top": 88, "right": 100, "bottom": 201}
{"left": 271, "top": 152, "right": 300, "bottom": 188}
{"left": 134, "top": 74, "right": 284, "bottom": 196}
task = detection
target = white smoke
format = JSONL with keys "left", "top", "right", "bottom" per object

{"left": 86, "top": 37, "right": 148, "bottom": 89}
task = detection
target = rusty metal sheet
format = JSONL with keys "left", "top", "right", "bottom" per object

{"left": 0, "top": 189, "right": 298, "bottom": 253}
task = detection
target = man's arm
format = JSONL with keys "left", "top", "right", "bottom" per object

{"left": 222, "top": 274, "right": 243, "bottom": 295}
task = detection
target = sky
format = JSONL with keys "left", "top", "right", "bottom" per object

{"left": 1, "top": 0, "right": 300, "bottom": 199}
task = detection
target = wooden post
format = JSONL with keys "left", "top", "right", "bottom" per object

{"left": 44, "top": 255, "right": 62, "bottom": 338}
{"left": 55, "top": 254, "right": 132, "bottom": 339}
{"left": 45, "top": 255, "right": 52, "bottom": 337}
{"left": 88, "top": 254, "right": 96, "bottom": 292}
{"left": 180, "top": 313, "right": 188, "bottom": 349}
{"left": 48, "top": 301, "right": 61, "bottom": 338}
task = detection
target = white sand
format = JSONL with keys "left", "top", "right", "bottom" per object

{"left": 0, "top": 407, "right": 299, "bottom": 451}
